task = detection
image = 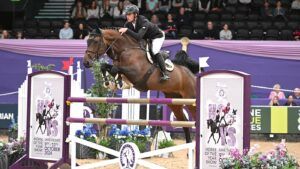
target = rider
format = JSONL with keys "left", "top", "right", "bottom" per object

{"left": 118, "top": 4, "right": 170, "bottom": 81}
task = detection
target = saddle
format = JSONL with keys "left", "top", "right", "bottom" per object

{"left": 140, "top": 40, "right": 174, "bottom": 72}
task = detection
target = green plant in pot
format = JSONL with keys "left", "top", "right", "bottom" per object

{"left": 86, "top": 59, "right": 117, "bottom": 138}
{"left": 8, "top": 119, "right": 18, "bottom": 142}
{"left": 158, "top": 139, "right": 175, "bottom": 158}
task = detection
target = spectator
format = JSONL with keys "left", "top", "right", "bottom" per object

{"left": 110, "top": 0, "right": 119, "bottom": 7}
{"left": 294, "top": 88, "right": 300, "bottom": 99}
{"left": 204, "top": 21, "right": 218, "bottom": 40}
{"left": 172, "top": 0, "right": 185, "bottom": 12}
{"left": 269, "top": 96, "right": 280, "bottom": 106}
{"left": 268, "top": 83, "right": 286, "bottom": 100}
{"left": 87, "top": 0, "right": 100, "bottom": 19}
{"left": 177, "top": 7, "right": 190, "bottom": 29}
{"left": 284, "top": 95, "right": 297, "bottom": 106}
{"left": 71, "top": 1, "right": 87, "bottom": 19}
{"left": 164, "top": 13, "right": 177, "bottom": 39}
{"left": 100, "top": 0, "right": 111, "bottom": 17}
{"left": 16, "top": 31, "right": 24, "bottom": 39}
{"left": 109, "top": 0, "right": 119, "bottom": 17}
{"left": 98, "top": 0, "right": 104, "bottom": 7}
{"left": 159, "top": 0, "right": 171, "bottom": 12}
{"left": 151, "top": 14, "right": 162, "bottom": 28}
{"left": 219, "top": 23, "right": 232, "bottom": 40}
{"left": 239, "top": 0, "right": 251, "bottom": 4}
{"left": 110, "top": 1, "right": 125, "bottom": 19}
{"left": 59, "top": 21, "right": 73, "bottom": 39}
{"left": 75, "top": 23, "right": 88, "bottom": 39}
{"left": 198, "top": 0, "right": 211, "bottom": 13}
{"left": 211, "top": 0, "right": 223, "bottom": 12}
{"left": 1, "top": 30, "right": 10, "bottom": 39}
{"left": 291, "top": 0, "right": 300, "bottom": 10}
{"left": 273, "top": 1, "right": 286, "bottom": 19}
{"left": 185, "top": 0, "right": 195, "bottom": 13}
{"left": 293, "top": 26, "right": 300, "bottom": 40}
{"left": 123, "top": 0, "right": 132, "bottom": 8}
{"left": 226, "top": 0, "right": 238, "bottom": 5}
{"left": 146, "top": 0, "right": 159, "bottom": 13}
{"left": 261, "top": 1, "right": 273, "bottom": 18}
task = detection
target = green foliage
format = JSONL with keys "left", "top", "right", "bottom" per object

{"left": 158, "top": 139, "right": 175, "bottom": 149}
{"left": 87, "top": 59, "right": 117, "bottom": 118}
{"left": 32, "top": 63, "right": 55, "bottom": 71}
{"left": 99, "top": 138, "right": 110, "bottom": 147}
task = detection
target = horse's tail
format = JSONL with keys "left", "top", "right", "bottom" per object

{"left": 172, "top": 50, "right": 200, "bottom": 74}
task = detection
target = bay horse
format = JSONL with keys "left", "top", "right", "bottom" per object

{"left": 83, "top": 28, "right": 198, "bottom": 143}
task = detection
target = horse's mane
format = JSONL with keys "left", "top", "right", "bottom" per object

{"left": 172, "top": 50, "right": 201, "bottom": 74}
{"left": 102, "top": 27, "right": 138, "bottom": 43}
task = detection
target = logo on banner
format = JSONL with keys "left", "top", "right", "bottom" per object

{"left": 35, "top": 83, "right": 61, "bottom": 137}
{"left": 119, "top": 143, "right": 139, "bottom": 169}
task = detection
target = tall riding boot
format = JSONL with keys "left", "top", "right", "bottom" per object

{"left": 155, "top": 53, "right": 170, "bottom": 81}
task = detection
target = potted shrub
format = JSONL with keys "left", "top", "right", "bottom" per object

{"left": 158, "top": 139, "right": 175, "bottom": 158}
{"left": 0, "top": 142, "right": 8, "bottom": 169}
{"left": 75, "top": 125, "right": 98, "bottom": 159}
{"left": 8, "top": 119, "right": 18, "bottom": 142}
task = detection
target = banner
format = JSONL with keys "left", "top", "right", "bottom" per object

{"left": 0, "top": 104, "right": 17, "bottom": 129}
{"left": 28, "top": 73, "right": 66, "bottom": 161}
{"left": 250, "top": 106, "right": 300, "bottom": 134}
{"left": 198, "top": 71, "right": 250, "bottom": 169}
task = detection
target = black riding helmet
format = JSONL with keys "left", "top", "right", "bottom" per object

{"left": 124, "top": 4, "right": 139, "bottom": 15}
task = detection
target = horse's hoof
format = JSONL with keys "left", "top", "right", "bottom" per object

{"left": 115, "top": 74, "right": 119, "bottom": 80}
{"left": 103, "top": 82, "right": 109, "bottom": 88}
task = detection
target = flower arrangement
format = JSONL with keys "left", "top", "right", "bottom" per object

{"left": 220, "top": 140, "right": 299, "bottom": 169}
{"left": 0, "top": 139, "right": 26, "bottom": 166}
{"left": 75, "top": 125, "right": 99, "bottom": 159}
{"left": 106, "top": 125, "right": 152, "bottom": 153}
{"left": 75, "top": 125, "right": 98, "bottom": 143}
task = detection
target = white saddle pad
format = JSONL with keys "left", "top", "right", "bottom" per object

{"left": 146, "top": 44, "right": 174, "bottom": 72}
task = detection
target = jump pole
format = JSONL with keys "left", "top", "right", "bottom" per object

{"left": 67, "top": 97, "right": 196, "bottom": 105}
{"left": 66, "top": 117, "right": 195, "bottom": 128}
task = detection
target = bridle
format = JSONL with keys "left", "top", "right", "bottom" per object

{"left": 85, "top": 35, "right": 118, "bottom": 63}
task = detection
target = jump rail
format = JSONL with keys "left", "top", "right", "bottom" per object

{"left": 67, "top": 97, "right": 196, "bottom": 105}
{"left": 66, "top": 117, "right": 195, "bottom": 128}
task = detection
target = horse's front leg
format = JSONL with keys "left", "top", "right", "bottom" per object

{"left": 100, "top": 63, "right": 114, "bottom": 87}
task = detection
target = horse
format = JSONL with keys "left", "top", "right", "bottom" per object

{"left": 207, "top": 119, "right": 221, "bottom": 144}
{"left": 83, "top": 28, "right": 198, "bottom": 143}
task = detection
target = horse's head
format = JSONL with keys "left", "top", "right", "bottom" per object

{"left": 207, "top": 119, "right": 212, "bottom": 129}
{"left": 83, "top": 29, "right": 107, "bottom": 68}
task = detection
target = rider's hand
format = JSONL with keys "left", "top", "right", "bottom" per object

{"left": 119, "top": 28, "right": 128, "bottom": 35}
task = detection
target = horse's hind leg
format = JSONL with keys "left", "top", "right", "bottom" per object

{"left": 167, "top": 104, "right": 191, "bottom": 143}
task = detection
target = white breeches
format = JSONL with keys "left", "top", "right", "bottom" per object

{"left": 152, "top": 31, "right": 165, "bottom": 55}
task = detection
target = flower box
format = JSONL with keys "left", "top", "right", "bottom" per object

{"left": 76, "top": 143, "right": 97, "bottom": 159}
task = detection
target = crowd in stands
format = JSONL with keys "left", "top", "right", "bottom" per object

{"left": 1, "top": 0, "right": 300, "bottom": 40}
{"left": 269, "top": 84, "right": 300, "bottom": 106}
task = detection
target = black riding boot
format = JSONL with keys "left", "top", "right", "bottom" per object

{"left": 155, "top": 53, "right": 170, "bottom": 81}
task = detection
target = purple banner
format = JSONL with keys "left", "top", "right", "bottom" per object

{"left": 0, "top": 40, "right": 300, "bottom": 104}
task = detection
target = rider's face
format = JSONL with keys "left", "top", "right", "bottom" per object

{"left": 126, "top": 13, "right": 136, "bottom": 22}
